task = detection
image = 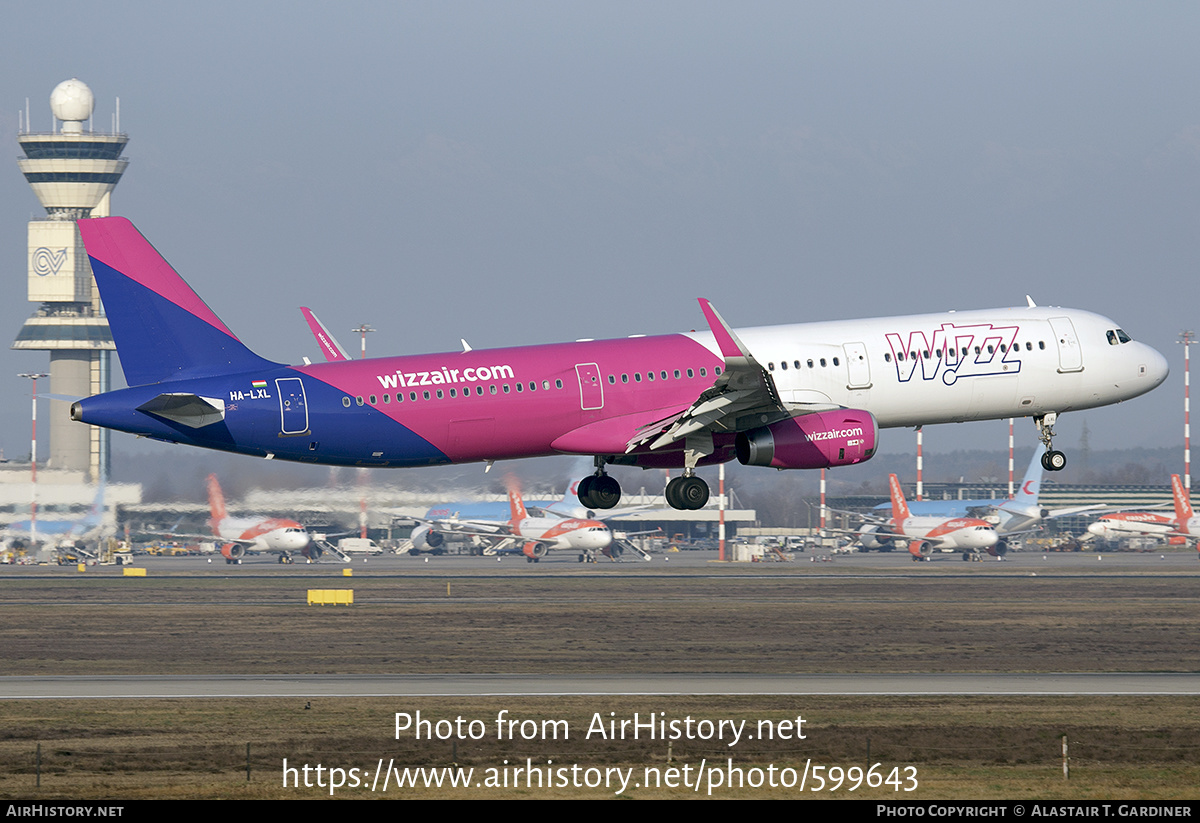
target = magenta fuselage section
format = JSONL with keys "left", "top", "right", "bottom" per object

{"left": 296, "top": 334, "right": 725, "bottom": 464}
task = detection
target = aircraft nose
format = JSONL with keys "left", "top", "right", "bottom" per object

{"left": 1142, "top": 345, "right": 1169, "bottom": 389}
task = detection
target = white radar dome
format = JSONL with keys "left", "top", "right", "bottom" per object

{"left": 50, "top": 78, "right": 94, "bottom": 123}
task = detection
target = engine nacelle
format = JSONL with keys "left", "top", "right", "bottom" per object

{"left": 735, "top": 409, "right": 878, "bottom": 470}
{"left": 221, "top": 543, "right": 245, "bottom": 560}
{"left": 908, "top": 540, "right": 933, "bottom": 558}
{"left": 523, "top": 541, "right": 549, "bottom": 560}
{"left": 410, "top": 524, "right": 446, "bottom": 551}
{"left": 987, "top": 540, "right": 1009, "bottom": 558}
{"left": 858, "top": 524, "right": 894, "bottom": 551}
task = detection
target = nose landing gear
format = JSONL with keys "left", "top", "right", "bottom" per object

{"left": 1036, "top": 413, "right": 1067, "bottom": 472}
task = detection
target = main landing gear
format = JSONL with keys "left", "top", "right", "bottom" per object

{"left": 577, "top": 455, "right": 713, "bottom": 512}
{"left": 577, "top": 460, "right": 622, "bottom": 510}
{"left": 664, "top": 474, "right": 710, "bottom": 510}
{"left": 1035, "top": 412, "right": 1067, "bottom": 472}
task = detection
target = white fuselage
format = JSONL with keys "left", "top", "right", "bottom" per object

{"left": 698, "top": 306, "right": 1165, "bottom": 430}
{"left": 1087, "top": 514, "right": 1198, "bottom": 541}
{"left": 216, "top": 516, "right": 311, "bottom": 553}
{"left": 513, "top": 515, "right": 613, "bottom": 551}
{"left": 895, "top": 516, "right": 1000, "bottom": 550}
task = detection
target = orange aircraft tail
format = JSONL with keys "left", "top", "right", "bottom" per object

{"left": 888, "top": 474, "right": 911, "bottom": 521}
{"left": 1172, "top": 474, "right": 1193, "bottom": 522}
{"left": 206, "top": 474, "right": 227, "bottom": 535}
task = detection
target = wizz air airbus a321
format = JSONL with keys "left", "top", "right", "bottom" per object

{"left": 71, "top": 218, "right": 1169, "bottom": 510}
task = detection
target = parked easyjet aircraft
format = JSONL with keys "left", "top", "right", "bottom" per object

{"left": 861, "top": 475, "right": 1002, "bottom": 561}
{"left": 204, "top": 474, "right": 313, "bottom": 564}
{"left": 71, "top": 218, "right": 1169, "bottom": 511}
{"left": 1086, "top": 475, "right": 1198, "bottom": 547}
{"left": 411, "top": 484, "right": 612, "bottom": 562}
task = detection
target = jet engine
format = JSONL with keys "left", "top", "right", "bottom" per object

{"left": 858, "top": 524, "right": 896, "bottom": 551}
{"left": 220, "top": 543, "right": 245, "bottom": 561}
{"left": 908, "top": 540, "right": 933, "bottom": 559}
{"left": 409, "top": 524, "right": 445, "bottom": 552}
{"left": 522, "top": 542, "right": 549, "bottom": 561}
{"left": 988, "top": 540, "right": 1009, "bottom": 558}
{"left": 735, "top": 410, "right": 878, "bottom": 470}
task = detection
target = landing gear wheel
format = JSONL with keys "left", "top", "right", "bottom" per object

{"left": 666, "top": 475, "right": 710, "bottom": 510}
{"left": 576, "top": 475, "right": 596, "bottom": 507}
{"left": 1041, "top": 450, "right": 1066, "bottom": 471}
{"left": 589, "top": 474, "right": 621, "bottom": 509}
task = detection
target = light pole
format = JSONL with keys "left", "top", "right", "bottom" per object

{"left": 18, "top": 372, "right": 48, "bottom": 549}
{"left": 350, "top": 324, "right": 375, "bottom": 359}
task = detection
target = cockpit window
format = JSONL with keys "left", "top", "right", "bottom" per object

{"left": 1107, "top": 329, "right": 1132, "bottom": 345}
{"left": 1116, "top": 329, "right": 1131, "bottom": 344}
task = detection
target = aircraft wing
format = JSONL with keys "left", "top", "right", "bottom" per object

{"left": 413, "top": 517, "right": 514, "bottom": 540}
{"left": 626, "top": 299, "right": 815, "bottom": 453}
{"left": 146, "top": 530, "right": 262, "bottom": 547}
{"left": 1044, "top": 504, "right": 1110, "bottom": 519}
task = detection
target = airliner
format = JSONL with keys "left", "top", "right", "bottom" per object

{"left": 860, "top": 475, "right": 1002, "bottom": 561}
{"left": 410, "top": 485, "right": 613, "bottom": 562}
{"left": 1086, "top": 475, "right": 1198, "bottom": 547}
{"left": 204, "top": 474, "right": 313, "bottom": 564}
{"left": 70, "top": 218, "right": 1169, "bottom": 511}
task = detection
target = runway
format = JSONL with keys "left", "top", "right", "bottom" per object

{"left": 3, "top": 672, "right": 1199, "bottom": 699}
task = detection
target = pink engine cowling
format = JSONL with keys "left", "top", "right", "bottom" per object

{"left": 734, "top": 409, "right": 878, "bottom": 469}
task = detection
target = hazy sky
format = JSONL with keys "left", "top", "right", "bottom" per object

{"left": 2, "top": 2, "right": 1197, "bottom": 471}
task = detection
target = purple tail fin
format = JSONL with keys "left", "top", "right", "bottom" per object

{"left": 78, "top": 217, "right": 278, "bottom": 385}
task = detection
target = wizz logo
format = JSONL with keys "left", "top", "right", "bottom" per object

{"left": 32, "top": 247, "right": 68, "bottom": 277}
{"left": 886, "top": 322, "right": 1022, "bottom": 385}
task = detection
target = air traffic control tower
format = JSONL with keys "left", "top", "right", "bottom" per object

{"left": 12, "top": 79, "right": 126, "bottom": 482}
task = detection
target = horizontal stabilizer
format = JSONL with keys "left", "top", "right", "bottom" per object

{"left": 137, "top": 393, "right": 226, "bottom": 429}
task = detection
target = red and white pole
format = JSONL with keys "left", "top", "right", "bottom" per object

{"left": 1182, "top": 331, "right": 1194, "bottom": 495}
{"left": 1008, "top": 418, "right": 1015, "bottom": 499}
{"left": 19, "top": 373, "right": 47, "bottom": 548}
{"left": 819, "top": 468, "right": 827, "bottom": 530}
{"left": 916, "top": 428, "right": 923, "bottom": 501}
{"left": 718, "top": 462, "right": 726, "bottom": 562}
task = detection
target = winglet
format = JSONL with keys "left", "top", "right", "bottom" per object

{"left": 300, "top": 307, "right": 351, "bottom": 362}
{"left": 697, "top": 298, "right": 751, "bottom": 360}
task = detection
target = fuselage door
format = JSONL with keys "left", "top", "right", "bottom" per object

{"left": 843, "top": 342, "right": 872, "bottom": 388}
{"left": 1048, "top": 317, "right": 1084, "bottom": 373}
{"left": 575, "top": 362, "right": 604, "bottom": 410}
{"left": 275, "top": 377, "right": 309, "bottom": 435}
